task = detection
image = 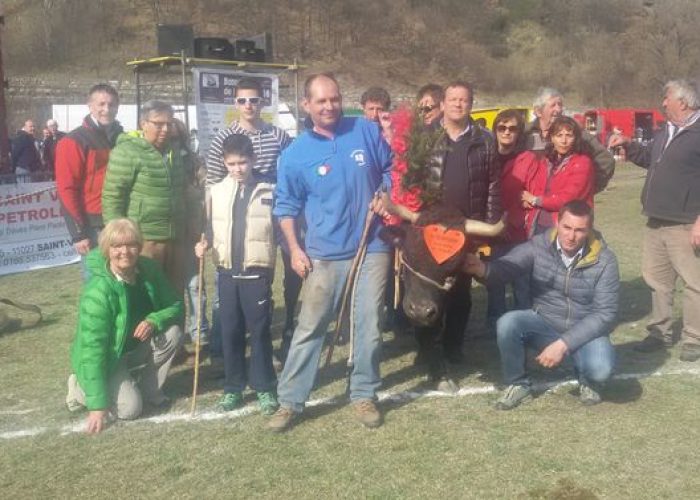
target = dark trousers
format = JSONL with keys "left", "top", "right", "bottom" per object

{"left": 218, "top": 271, "right": 276, "bottom": 394}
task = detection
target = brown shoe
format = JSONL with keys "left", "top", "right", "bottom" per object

{"left": 353, "top": 399, "right": 382, "bottom": 428}
{"left": 267, "top": 406, "right": 298, "bottom": 433}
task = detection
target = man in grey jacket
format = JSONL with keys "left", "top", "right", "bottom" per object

{"left": 609, "top": 79, "right": 700, "bottom": 362}
{"left": 464, "top": 200, "right": 619, "bottom": 409}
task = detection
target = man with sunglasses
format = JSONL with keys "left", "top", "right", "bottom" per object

{"left": 206, "top": 78, "right": 291, "bottom": 185}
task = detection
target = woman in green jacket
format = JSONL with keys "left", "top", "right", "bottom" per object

{"left": 66, "top": 218, "right": 184, "bottom": 434}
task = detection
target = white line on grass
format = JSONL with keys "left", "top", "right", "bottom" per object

{"left": 2, "top": 366, "right": 700, "bottom": 440}
{"left": 0, "top": 409, "right": 37, "bottom": 415}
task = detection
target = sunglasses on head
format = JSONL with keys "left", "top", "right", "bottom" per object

{"left": 496, "top": 124, "right": 518, "bottom": 133}
{"left": 235, "top": 97, "right": 262, "bottom": 106}
{"left": 419, "top": 104, "right": 438, "bottom": 114}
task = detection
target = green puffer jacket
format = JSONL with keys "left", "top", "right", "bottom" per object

{"left": 70, "top": 249, "right": 183, "bottom": 410}
{"left": 102, "top": 131, "right": 186, "bottom": 240}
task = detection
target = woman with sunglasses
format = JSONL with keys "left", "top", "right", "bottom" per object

{"left": 486, "top": 109, "right": 539, "bottom": 325}
{"left": 416, "top": 83, "right": 444, "bottom": 126}
{"left": 522, "top": 116, "right": 594, "bottom": 236}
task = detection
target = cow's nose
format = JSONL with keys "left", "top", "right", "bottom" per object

{"left": 408, "top": 302, "right": 437, "bottom": 320}
{"left": 423, "top": 305, "right": 437, "bottom": 321}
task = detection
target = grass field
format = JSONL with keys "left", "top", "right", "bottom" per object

{"left": 1, "top": 164, "right": 699, "bottom": 499}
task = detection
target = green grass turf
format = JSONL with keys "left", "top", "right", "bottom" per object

{"left": 1, "top": 164, "right": 698, "bottom": 499}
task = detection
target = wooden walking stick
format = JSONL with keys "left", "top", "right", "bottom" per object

{"left": 190, "top": 234, "right": 206, "bottom": 417}
{"left": 324, "top": 203, "right": 376, "bottom": 367}
{"left": 393, "top": 247, "right": 401, "bottom": 310}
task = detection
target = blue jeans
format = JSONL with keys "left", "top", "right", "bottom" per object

{"left": 277, "top": 252, "right": 390, "bottom": 412}
{"left": 497, "top": 310, "right": 615, "bottom": 387}
{"left": 184, "top": 249, "right": 210, "bottom": 342}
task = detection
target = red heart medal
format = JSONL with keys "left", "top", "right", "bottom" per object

{"left": 423, "top": 224, "right": 466, "bottom": 264}
{"left": 317, "top": 165, "right": 331, "bottom": 176}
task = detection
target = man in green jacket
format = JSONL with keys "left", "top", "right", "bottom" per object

{"left": 66, "top": 218, "right": 184, "bottom": 433}
{"left": 102, "top": 100, "right": 186, "bottom": 293}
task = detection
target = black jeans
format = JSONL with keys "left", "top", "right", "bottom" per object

{"left": 218, "top": 271, "right": 277, "bottom": 393}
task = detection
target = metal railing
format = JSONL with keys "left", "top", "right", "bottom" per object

{"left": 0, "top": 171, "right": 55, "bottom": 184}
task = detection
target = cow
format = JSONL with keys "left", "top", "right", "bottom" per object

{"left": 380, "top": 195, "right": 504, "bottom": 390}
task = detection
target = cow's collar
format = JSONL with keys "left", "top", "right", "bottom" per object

{"left": 400, "top": 254, "right": 456, "bottom": 292}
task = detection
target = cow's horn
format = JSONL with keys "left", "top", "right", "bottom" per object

{"left": 464, "top": 218, "right": 505, "bottom": 237}
{"left": 390, "top": 203, "right": 419, "bottom": 224}
{"left": 381, "top": 193, "right": 419, "bottom": 223}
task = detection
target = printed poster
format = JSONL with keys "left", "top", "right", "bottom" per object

{"left": 0, "top": 182, "right": 79, "bottom": 275}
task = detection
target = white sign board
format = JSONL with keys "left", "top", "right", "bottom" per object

{"left": 0, "top": 182, "right": 79, "bottom": 275}
{"left": 193, "top": 68, "right": 280, "bottom": 159}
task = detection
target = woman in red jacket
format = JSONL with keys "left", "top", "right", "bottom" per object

{"left": 486, "top": 109, "right": 540, "bottom": 326}
{"left": 522, "top": 116, "right": 594, "bottom": 236}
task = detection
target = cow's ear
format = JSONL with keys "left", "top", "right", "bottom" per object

{"left": 379, "top": 225, "right": 406, "bottom": 248}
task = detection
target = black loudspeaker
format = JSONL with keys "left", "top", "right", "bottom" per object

{"left": 245, "top": 32, "right": 273, "bottom": 61}
{"left": 194, "top": 37, "right": 236, "bottom": 60}
{"left": 235, "top": 40, "right": 266, "bottom": 62}
{"left": 157, "top": 24, "right": 193, "bottom": 57}
{"left": 235, "top": 40, "right": 256, "bottom": 51}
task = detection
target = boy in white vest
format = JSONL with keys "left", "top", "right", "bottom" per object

{"left": 195, "top": 134, "right": 278, "bottom": 414}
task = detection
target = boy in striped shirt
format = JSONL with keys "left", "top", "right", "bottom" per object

{"left": 206, "top": 78, "right": 291, "bottom": 185}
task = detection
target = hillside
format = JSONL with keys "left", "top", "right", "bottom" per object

{"left": 2, "top": 0, "right": 699, "bottom": 108}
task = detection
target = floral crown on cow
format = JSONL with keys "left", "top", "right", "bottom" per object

{"left": 388, "top": 106, "right": 448, "bottom": 219}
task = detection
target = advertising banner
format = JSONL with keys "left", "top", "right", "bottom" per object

{"left": 0, "top": 182, "right": 78, "bottom": 276}
{"left": 193, "top": 68, "right": 280, "bottom": 158}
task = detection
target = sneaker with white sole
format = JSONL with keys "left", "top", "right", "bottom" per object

{"left": 494, "top": 384, "right": 532, "bottom": 410}
{"left": 579, "top": 383, "right": 602, "bottom": 406}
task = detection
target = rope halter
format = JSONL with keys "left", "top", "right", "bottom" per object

{"left": 400, "top": 254, "right": 456, "bottom": 292}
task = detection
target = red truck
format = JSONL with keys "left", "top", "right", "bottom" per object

{"left": 573, "top": 108, "right": 666, "bottom": 146}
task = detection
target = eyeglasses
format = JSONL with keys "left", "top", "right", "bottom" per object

{"left": 496, "top": 125, "right": 519, "bottom": 133}
{"left": 110, "top": 242, "right": 140, "bottom": 250}
{"left": 146, "top": 120, "right": 171, "bottom": 129}
{"left": 419, "top": 104, "right": 438, "bottom": 114}
{"left": 235, "top": 97, "right": 262, "bottom": 106}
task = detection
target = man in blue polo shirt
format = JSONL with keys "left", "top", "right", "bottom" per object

{"left": 269, "top": 73, "right": 392, "bottom": 432}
